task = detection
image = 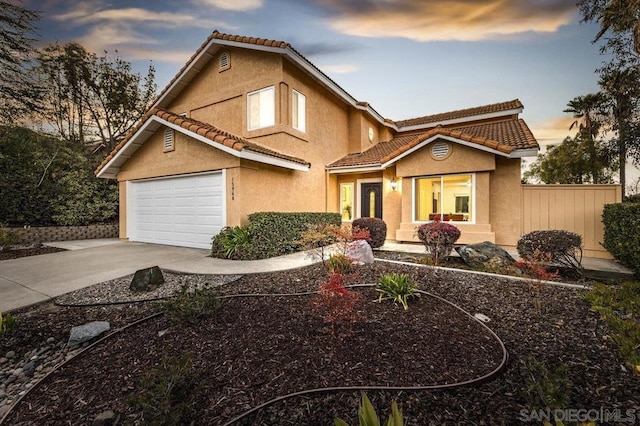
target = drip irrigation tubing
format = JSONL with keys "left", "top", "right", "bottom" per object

{"left": 2, "top": 284, "right": 508, "bottom": 426}
{"left": 220, "top": 287, "right": 509, "bottom": 425}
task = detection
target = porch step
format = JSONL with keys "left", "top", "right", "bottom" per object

{"left": 395, "top": 222, "right": 495, "bottom": 244}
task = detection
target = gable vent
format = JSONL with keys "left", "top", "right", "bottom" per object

{"left": 164, "top": 128, "right": 174, "bottom": 150}
{"left": 220, "top": 52, "right": 230, "bottom": 70}
{"left": 431, "top": 141, "right": 450, "bottom": 159}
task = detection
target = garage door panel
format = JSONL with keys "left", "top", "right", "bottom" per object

{"left": 129, "top": 172, "right": 225, "bottom": 249}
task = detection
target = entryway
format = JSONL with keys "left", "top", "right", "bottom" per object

{"left": 360, "top": 182, "right": 383, "bottom": 219}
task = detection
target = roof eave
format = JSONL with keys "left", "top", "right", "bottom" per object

{"left": 508, "top": 148, "right": 539, "bottom": 158}
{"left": 97, "top": 115, "right": 310, "bottom": 178}
{"left": 326, "top": 164, "right": 384, "bottom": 174}
{"left": 398, "top": 107, "right": 524, "bottom": 132}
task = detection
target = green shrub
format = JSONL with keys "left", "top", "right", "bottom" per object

{"left": 334, "top": 392, "right": 404, "bottom": 426}
{"left": 0, "top": 312, "right": 18, "bottom": 334}
{"left": 162, "top": 281, "right": 221, "bottom": 326}
{"left": 352, "top": 217, "right": 387, "bottom": 248}
{"left": 602, "top": 203, "right": 640, "bottom": 276}
{"left": 415, "top": 221, "right": 461, "bottom": 265}
{"left": 525, "top": 359, "right": 571, "bottom": 413}
{"left": 129, "top": 352, "right": 200, "bottom": 425}
{"left": 212, "top": 212, "right": 341, "bottom": 260}
{"left": 585, "top": 281, "right": 640, "bottom": 373}
{"left": 327, "top": 253, "right": 354, "bottom": 274}
{"left": 211, "top": 226, "right": 250, "bottom": 259}
{"left": 0, "top": 126, "right": 118, "bottom": 226}
{"left": 517, "top": 230, "right": 583, "bottom": 276}
{"left": 376, "top": 273, "right": 419, "bottom": 310}
{"left": 0, "top": 227, "right": 21, "bottom": 251}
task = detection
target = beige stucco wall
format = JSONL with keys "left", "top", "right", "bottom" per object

{"left": 117, "top": 47, "right": 365, "bottom": 235}
{"left": 393, "top": 143, "right": 501, "bottom": 244}
{"left": 490, "top": 157, "right": 523, "bottom": 247}
{"left": 169, "top": 47, "right": 283, "bottom": 137}
{"left": 396, "top": 141, "right": 496, "bottom": 177}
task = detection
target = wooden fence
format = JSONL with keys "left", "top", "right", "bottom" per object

{"left": 521, "top": 185, "right": 622, "bottom": 259}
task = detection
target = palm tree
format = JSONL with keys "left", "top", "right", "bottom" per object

{"left": 599, "top": 66, "right": 640, "bottom": 196}
{"left": 563, "top": 94, "right": 606, "bottom": 183}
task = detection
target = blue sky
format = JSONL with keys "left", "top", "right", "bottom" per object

{"left": 24, "top": 0, "right": 607, "bottom": 148}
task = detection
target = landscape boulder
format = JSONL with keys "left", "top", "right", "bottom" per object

{"left": 129, "top": 266, "right": 164, "bottom": 292}
{"left": 455, "top": 241, "right": 516, "bottom": 270}
{"left": 68, "top": 321, "right": 110, "bottom": 347}
{"left": 346, "top": 239, "right": 374, "bottom": 264}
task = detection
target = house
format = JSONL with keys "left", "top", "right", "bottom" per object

{"left": 96, "top": 30, "right": 539, "bottom": 250}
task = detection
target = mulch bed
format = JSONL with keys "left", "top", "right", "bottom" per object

{"left": 2, "top": 261, "right": 639, "bottom": 425}
{"left": 0, "top": 246, "right": 66, "bottom": 261}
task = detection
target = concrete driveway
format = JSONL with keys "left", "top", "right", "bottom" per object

{"left": 0, "top": 240, "right": 210, "bottom": 313}
{"left": 0, "top": 239, "right": 324, "bottom": 313}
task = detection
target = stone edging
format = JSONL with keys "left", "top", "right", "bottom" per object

{"left": 4, "top": 224, "right": 118, "bottom": 245}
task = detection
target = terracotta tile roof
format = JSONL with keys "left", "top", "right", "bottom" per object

{"left": 95, "top": 108, "right": 309, "bottom": 174}
{"left": 328, "top": 118, "right": 539, "bottom": 169}
{"left": 395, "top": 99, "right": 524, "bottom": 128}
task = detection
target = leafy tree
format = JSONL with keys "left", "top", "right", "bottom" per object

{"left": 578, "top": 0, "right": 640, "bottom": 59}
{"left": 579, "top": 0, "right": 640, "bottom": 197}
{"left": 35, "top": 42, "right": 156, "bottom": 152}
{"left": 0, "top": 0, "right": 42, "bottom": 122}
{"left": 524, "top": 134, "right": 615, "bottom": 184}
{"left": 0, "top": 126, "right": 118, "bottom": 226}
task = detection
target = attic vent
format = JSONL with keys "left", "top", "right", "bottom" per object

{"left": 164, "top": 128, "right": 174, "bottom": 151}
{"left": 431, "top": 141, "right": 450, "bottom": 159}
{"left": 220, "top": 52, "right": 230, "bottom": 71}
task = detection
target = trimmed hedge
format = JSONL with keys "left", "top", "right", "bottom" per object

{"left": 211, "top": 212, "right": 342, "bottom": 260}
{"left": 352, "top": 217, "right": 387, "bottom": 248}
{"left": 602, "top": 203, "right": 640, "bottom": 276}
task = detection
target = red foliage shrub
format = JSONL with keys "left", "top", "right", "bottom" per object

{"left": 312, "top": 272, "right": 361, "bottom": 325}
{"left": 415, "top": 221, "right": 461, "bottom": 265}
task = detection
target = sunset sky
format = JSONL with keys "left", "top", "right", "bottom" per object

{"left": 24, "top": 0, "right": 608, "bottom": 150}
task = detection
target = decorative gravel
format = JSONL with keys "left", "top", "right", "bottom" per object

{"left": 54, "top": 272, "right": 243, "bottom": 306}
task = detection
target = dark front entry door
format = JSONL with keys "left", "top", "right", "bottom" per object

{"left": 361, "top": 183, "right": 382, "bottom": 219}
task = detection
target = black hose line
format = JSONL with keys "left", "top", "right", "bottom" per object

{"left": 220, "top": 287, "right": 509, "bottom": 426}
{"left": 2, "top": 283, "right": 508, "bottom": 425}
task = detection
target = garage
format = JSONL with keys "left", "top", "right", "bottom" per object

{"left": 127, "top": 172, "right": 225, "bottom": 249}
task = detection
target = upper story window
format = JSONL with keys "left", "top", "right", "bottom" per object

{"left": 292, "top": 89, "right": 306, "bottom": 132}
{"left": 164, "top": 127, "right": 174, "bottom": 152}
{"left": 247, "top": 86, "right": 275, "bottom": 130}
{"left": 219, "top": 52, "right": 230, "bottom": 71}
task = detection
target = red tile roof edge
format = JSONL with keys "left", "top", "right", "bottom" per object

{"left": 377, "top": 127, "right": 513, "bottom": 164}
{"left": 518, "top": 118, "right": 540, "bottom": 149}
{"left": 95, "top": 108, "right": 310, "bottom": 175}
{"left": 395, "top": 99, "right": 524, "bottom": 128}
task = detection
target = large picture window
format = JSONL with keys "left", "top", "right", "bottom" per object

{"left": 247, "top": 86, "right": 275, "bottom": 130}
{"left": 414, "top": 174, "right": 474, "bottom": 222}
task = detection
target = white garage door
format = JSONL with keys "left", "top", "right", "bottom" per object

{"left": 128, "top": 172, "right": 225, "bottom": 249}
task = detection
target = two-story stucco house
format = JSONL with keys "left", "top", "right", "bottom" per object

{"left": 96, "top": 30, "right": 539, "bottom": 250}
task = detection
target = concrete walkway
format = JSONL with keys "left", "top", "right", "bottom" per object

{"left": 0, "top": 239, "right": 634, "bottom": 313}
{"left": 378, "top": 242, "right": 635, "bottom": 278}
{"left": 0, "top": 240, "right": 321, "bottom": 313}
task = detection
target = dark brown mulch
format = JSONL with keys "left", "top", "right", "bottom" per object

{"left": 3, "top": 262, "right": 640, "bottom": 425}
{"left": 0, "top": 246, "right": 66, "bottom": 261}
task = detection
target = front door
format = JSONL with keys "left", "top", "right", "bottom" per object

{"left": 361, "top": 183, "right": 382, "bottom": 219}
